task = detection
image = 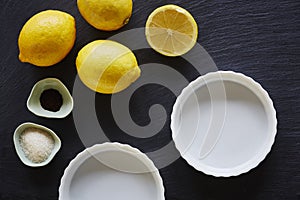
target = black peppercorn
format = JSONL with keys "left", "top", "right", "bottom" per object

{"left": 40, "top": 89, "right": 63, "bottom": 112}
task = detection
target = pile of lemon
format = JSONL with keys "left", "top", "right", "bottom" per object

{"left": 18, "top": 0, "right": 198, "bottom": 94}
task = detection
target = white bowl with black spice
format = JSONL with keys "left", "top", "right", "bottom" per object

{"left": 27, "top": 78, "right": 73, "bottom": 118}
{"left": 13, "top": 122, "right": 61, "bottom": 167}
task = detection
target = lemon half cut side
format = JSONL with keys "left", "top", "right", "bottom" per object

{"left": 145, "top": 5, "right": 198, "bottom": 57}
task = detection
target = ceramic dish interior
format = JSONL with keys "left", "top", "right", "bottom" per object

{"left": 13, "top": 122, "right": 61, "bottom": 167}
{"left": 59, "top": 143, "right": 165, "bottom": 200}
{"left": 27, "top": 78, "right": 73, "bottom": 118}
{"left": 171, "top": 71, "right": 277, "bottom": 177}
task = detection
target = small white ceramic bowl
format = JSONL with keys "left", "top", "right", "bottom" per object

{"left": 27, "top": 78, "right": 73, "bottom": 118}
{"left": 59, "top": 143, "right": 165, "bottom": 200}
{"left": 13, "top": 122, "right": 61, "bottom": 167}
{"left": 171, "top": 71, "right": 277, "bottom": 177}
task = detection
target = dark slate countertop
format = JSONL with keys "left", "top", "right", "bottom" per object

{"left": 0, "top": 0, "right": 299, "bottom": 199}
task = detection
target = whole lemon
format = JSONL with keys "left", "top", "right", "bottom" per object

{"left": 76, "top": 40, "right": 140, "bottom": 94}
{"left": 77, "top": 0, "right": 132, "bottom": 31}
{"left": 18, "top": 10, "right": 76, "bottom": 67}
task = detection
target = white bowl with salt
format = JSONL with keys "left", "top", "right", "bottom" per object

{"left": 13, "top": 122, "right": 61, "bottom": 167}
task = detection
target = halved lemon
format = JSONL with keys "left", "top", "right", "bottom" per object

{"left": 145, "top": 5, "right": 198, "bottom": 57}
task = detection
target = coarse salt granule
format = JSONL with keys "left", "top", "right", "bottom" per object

{"left": 19, "top": 127, "right": 55, "bottom": 163}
